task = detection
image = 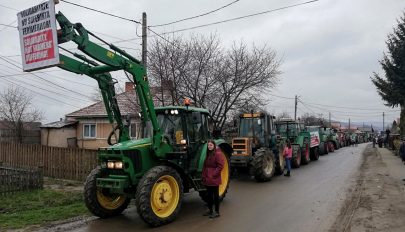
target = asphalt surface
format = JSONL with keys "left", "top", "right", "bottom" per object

{"left": 54, "top": 143, "right": 367, "bottom": 232}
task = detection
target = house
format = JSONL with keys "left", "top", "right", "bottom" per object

{"left": 40, "top": 120, "right": 78, "bottom": 147}
{"left": 41, "top": 82, "right": 172, "bottom": 149}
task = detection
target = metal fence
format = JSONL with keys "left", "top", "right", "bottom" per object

{"left": 0, "top": 163, "right": 43, "bottom": 195}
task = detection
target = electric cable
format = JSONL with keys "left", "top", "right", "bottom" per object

{"left": 150, "top": 0, "right": 241, "bottom": 27}
{"left": 154, "top": 0, "right": 320, "bottom": 35}
{"left": 60, "top": 0, "right": 140, "bottom": 24}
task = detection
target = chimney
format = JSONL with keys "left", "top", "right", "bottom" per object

{"left": 125, "top": 82, "right": 135, "bottom": 92}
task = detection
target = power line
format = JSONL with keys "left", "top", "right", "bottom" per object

{"left": 147, "top": 28, "right": 182, "bottom": 49}
{"left": 0, "top": 23, "right": 17, "bottom": 28}
{"left": 0, "top": 74, "right": 83, "bottom": 108}
{"left": 154, "top": 0, "right": 320, "bottom": 35}
{"left": 150, "top": 0, "right": 241, "bottom": 27}
{"left": 60, "top": 0, "right": 140, "bottom": 24}
{"left": 0, "top": 55, "right": 94, "bottom": 101}
{"left": 0, "top": 3, "right": 18, "bottom": 11}
{"left": 0, "top": 19, "right": 17, "bottom": 32}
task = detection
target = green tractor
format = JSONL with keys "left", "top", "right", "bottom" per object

{"left": 230, "top": 112, "right": 285, "bottom": 181}
{"left": 36, "top": 13, "right": 233, "bottom": 227}
{"left": 319, "top": 127, "right": 338, "bottom": 154}
{"left": 274, "top": 119, "right": 320, "bottom": 168}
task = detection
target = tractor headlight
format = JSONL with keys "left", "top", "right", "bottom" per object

{"left": 114, "top": 161, "right": 123, "bottom": 169}
{"left": 107, "top": 161, "right": 115, "bottom": 169}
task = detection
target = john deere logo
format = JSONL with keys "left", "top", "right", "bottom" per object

{"left": 107, "top": 51, "right": 115, "bottom": 58}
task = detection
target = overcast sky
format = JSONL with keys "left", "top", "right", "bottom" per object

{"left": 0, "top": 0, "right": 403, "bottom": 130}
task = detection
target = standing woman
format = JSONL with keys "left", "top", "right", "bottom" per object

{"left": 202, "top": 140, "right": 224, "bottom": 218}
{"left": 283, "top": 140, "right": 293, "bottom": 177}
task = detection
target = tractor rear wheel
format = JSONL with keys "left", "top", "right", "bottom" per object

{"left": 310, "top": 147, "right": 320, "bottom": 161}
{"left": 84, "top": 167, "right": 131, "bottom": 218}
{"left": 292, "top": 147, "right": 301, "bottom": 168}
{"left": 135, "top": 166, "right": 183, "bottom": 227}
{"left": 301, "top": 143, "right": 310, "bottom": 165}
{"left": 251, "top": 148, "right": 275, "bottom": 182}
{"left": 199, "top": 149, "right": 231, "bottom": 202}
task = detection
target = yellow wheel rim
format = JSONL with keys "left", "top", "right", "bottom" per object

{"left": 219, "top": 151, "right": 229, "bottom": 196}
{"left": 96, "top": 189, "right": 127, "bottom": 210}
{"left": 151, "top": 175, "right": 180, "bottom": 218}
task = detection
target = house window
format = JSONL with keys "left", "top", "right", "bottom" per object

{"left": 83, "top": 124, "right": 96, "bottom": 138}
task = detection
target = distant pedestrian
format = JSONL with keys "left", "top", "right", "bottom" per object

{"left": 372, "top": 136, "right": 376, "bottom": 148}
{"left": 202, "top": 140, "right": 224, "bottom": 218}
{"left": 399, "top": 138, "right": 405, "bottom": 165}
{"left": 283, "top": 141, "right": 293, "bottom": 177}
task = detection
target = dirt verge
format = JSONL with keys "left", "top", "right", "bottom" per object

{"left": 330, "top": 145, "right": 405, "bottom": 232}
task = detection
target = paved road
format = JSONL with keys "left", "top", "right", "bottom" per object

{"left": 59, "top": 143, "right": 367, "bottom": 232}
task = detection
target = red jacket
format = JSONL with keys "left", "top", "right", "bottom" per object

{"left": 202, "top": 148, "right": 224, "bottom": 186}
{"left": 283, "top": 146, "right": 293, "bottom": 159}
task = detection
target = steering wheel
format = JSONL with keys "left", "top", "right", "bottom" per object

{"left": 163, "top": 134, "right": 173, "bottom": 145}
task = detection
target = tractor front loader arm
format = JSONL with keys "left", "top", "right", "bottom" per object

{"left": 55, "top": 12, "right": 170, "bottom": 156}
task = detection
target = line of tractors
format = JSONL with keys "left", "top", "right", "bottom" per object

{"left": 31, "top": 12, "right": 370, "bottom": 228}
{"left": 230, "top": 112, "right": 366, "bottom": 182}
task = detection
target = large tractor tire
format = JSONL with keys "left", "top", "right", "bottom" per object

{"left": 275, "top": 149, "right": 285, "bottom": 175}
{"left": 84, "top": 167, "right": 131, "bottom": 218}
{"left": 300, "top": 143, "right": 310, "bottom": 165}
{"left": 135, "top": 166, "right": 183, "bottom": 227}
{"left": 199, "top": 149, "right": 230, "bottom": 202}
{"left": 319, "top": 142, "right": 325, "bottom": 155}
{"left": 310, "top": 147, "right": 320, "bottom": 161}
{"left": 329, "top": 142, "right": 335, "bottom": 152}
{"left": 324, "top": 142, "right": 330, "bottom": 155}
{"left": 292, "top": 147, "right": 301, "bottom": 168}
{"left": 251, "top": 148, "right": 275, "bottom": 182}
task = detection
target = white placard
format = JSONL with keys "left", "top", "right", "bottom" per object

{"left": 17, "top": 0, "right": 59, "bottom": 71}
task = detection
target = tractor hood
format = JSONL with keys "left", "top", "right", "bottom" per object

{"left": 108, "top": 138, "right": 152, "bottom": 150}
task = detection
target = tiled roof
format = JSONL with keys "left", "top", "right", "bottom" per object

{"left": 66, "top": 91, "right": 138, "bottom": 118}
{"left": 40, "top": 120, "right": 78, "bottom": 128}
{"left": 66, "top": 87, "right": 172, "bottom": 118}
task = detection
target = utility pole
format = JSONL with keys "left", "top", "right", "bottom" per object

{"left": 383, "top": 112, "right": 385, "bottom": 132}
{"left": 349, "top": 118, "right": 351, "bottom": 132}
{"left": 142, "top": 12, "right": 147, "bottom": 68}
{"left": 329, "top": 112, "right": 331, "bottom": 127}
{"left": 294, "top": 95, "right": 298, "bottom": 121}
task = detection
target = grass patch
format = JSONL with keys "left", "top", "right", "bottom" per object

{"left": 0, "top": 189, "right": 89, "bottom": 230}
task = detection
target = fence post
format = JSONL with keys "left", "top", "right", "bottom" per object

{"left": 38, "top": 165, "right": 44, "bottom": 189}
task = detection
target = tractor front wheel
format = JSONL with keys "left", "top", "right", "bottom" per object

{"left": 275, "top": 149, "right": 285, "bottom": 175}
{"left": 251, "top": 148, "right": 275, "bottom": 182}
{"left": 136, "top": 166, "right": 183, "bottom": 227}
{"left": 310, "top": 147, "right": 320, "bottom": 161}
{"left": 84, "top": 167, "right": 131, "bottom": 218}
{"left": 301, "top": 143, "right": 310, "bottom": 165}
{"left": 292, "top": 147, "right": 301, "bottom": 168}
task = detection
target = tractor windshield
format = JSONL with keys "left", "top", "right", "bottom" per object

{"left": 157, "top": 113, "right": 183, "bottom": 145}
{"left": 276, "top": 123, "right": 299, "bottom": 138}
{"left": 239, "top": 117, "right": 264, "bottom": 138}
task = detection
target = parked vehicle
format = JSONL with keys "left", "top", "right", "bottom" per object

{"left": 231, "top": 112, "right": 285, "bottom": 181}
{"left": 44, "top": 13, "right": 233, "bottom": 227}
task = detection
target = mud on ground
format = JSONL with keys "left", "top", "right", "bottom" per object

{"left": 330, "top": 145, "right": 405, "bottom": 232}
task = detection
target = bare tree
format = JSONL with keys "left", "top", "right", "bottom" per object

{"left": 148, "top": 34, "right": 281, "bottom": 130}
{"left": 277, "top": 112, "right": 292, "bottom": 120}
{"left": 300, "top": 113, "right": 324, "bottom": 126}
{"left": 0, "top": 86, "right": 43, "bottom": 143}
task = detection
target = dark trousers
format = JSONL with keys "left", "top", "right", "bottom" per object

{"left": 206, "top": 185, "right": 220, "bottom": 213}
